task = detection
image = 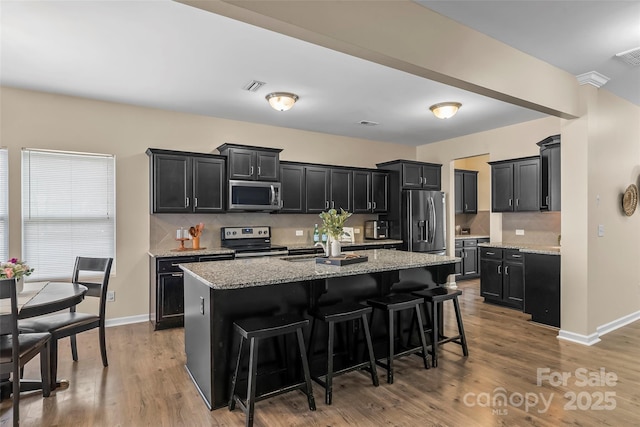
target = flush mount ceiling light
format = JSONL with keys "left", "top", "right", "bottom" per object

{"left": 429, "top": 102, "right": 462, "bottom": 119}
{"left": 265, "top": 92, "right": 299, "bottom": 111}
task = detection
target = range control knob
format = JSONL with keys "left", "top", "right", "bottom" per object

{"left": 232, "top": 231, "right": 237, "bottom": 235}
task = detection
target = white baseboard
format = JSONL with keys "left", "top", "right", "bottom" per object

{"left": 105, "top": 314, "right": 149, "bottom": 328}
{"left": 557, "top": 330, "right": 601, "bottom": 346}
{"left": 597, "top": 310, "right": 640, "bottom": 337}
{"left": 558, "top": 310, "right": 640, "bottom": 346}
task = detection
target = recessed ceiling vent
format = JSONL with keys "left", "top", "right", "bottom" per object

{"left": 615, "top": 47, "right": 640, "bottom": 66}
{"left": 242, "top": 80, "right": 266, "bottom": 92}
{"left": 358, "top": 120, "right": 379, "bottom": 126}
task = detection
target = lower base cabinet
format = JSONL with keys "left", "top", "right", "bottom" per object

{"left": 150, "top": 253, "right": 234, "bottom": 329}
{"left": 480, "top": 247, "right": 524, "bottom": 310}
{"left": 524, "top": 253, "right": 560, "bottom": 327}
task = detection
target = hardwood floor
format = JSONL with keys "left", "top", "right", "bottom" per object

{"left": 3, "top": 279, "right": 639, "bottom": 426}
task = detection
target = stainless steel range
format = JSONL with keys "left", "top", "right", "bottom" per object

{"left": 220, "top": 226, "right": 288, "bottom": 258}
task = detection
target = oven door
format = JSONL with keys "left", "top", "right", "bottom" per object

{"left": 228, "top": 180, "right": 282, "bottom": 211}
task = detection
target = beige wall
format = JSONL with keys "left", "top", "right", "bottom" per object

{"left": 454, "top": 154, "right": 491, "bottom": 212}
{"left": 1, "top": 86, "right": 415, "bottom": 320}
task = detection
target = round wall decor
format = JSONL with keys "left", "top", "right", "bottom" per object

{"left": 622, "top": 183, "right": 638, "bottom": 216}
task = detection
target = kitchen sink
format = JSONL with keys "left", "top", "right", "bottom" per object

{"left": 279, "top": 254, "right": 318, "bottom": 262}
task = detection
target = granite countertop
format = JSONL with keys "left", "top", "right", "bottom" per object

{"left": 285, "top": 239, "right": 403, "bottom": 251}
{"left": 148, "top": 247, "right": 234, "bottom": 258}
{"left": 455, "top": 235, "right": 490, "bottom": 240}
{"left": 180, "top": 249, "right": 459, "bottom": 290}
{"left": 478, "top": 242, "right": 561, "bottom": 256}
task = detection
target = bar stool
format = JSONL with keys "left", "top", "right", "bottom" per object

{"left": 366, "top": 294, "right": 430, "bottom": 384}
{"left": 228, "top": 313, "right": 316, "bottom": 427}
{"left": 411, "top": 287, "right": 468, "bottom": 368}
{"left": 308, "top": 302, "right": 379, "bottom": 404}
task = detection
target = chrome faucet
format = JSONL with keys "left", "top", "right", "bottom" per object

{"left": 315, "top": 241, "right": 330, "bottom": 257}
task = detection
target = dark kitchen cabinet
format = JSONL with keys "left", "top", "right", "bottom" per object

{"left": 455, "top": 238, "right": 480, "bottom": 280}
{"left": 537, "top": 134, "right": 561, "bottom": 211}
{"left": 279, "top": 162, "right": 305, "bottom": 213}
{"left": 480, "top": 247, "right": 524, "bottom": 310}
{"left": 524, "top": 253, "right": 561, "bottom": 327}
{"left": 304, "top": 165, "right": 352, "bottom": 213}
{"left": 217, "top": 143, "right": 282, "bottom": 181}
{"left": 489, "top": 156, "right": 540, "bottom": 212}
{"left": 377, "top": 160, "right": 442, "bottom": 190}
{"left": 150, "top": 253, "right": 234, "bottom": 329}
{"left": 353, "top": 170, "right": 389, "bottom": 213}
{"left": 455, "top": 169, "right": 478, "bottom": 214}
{"left": 147, "top": 148, "right": 225, "bottom": 214}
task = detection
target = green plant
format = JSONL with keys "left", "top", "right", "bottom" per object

{"left": 319, "top": 208, "right": 352, "bottom": 239}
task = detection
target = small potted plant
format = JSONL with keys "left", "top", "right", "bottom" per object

{"left": 319, "top": 208, "right": 352, "bottom": 256}
{"left": 1, "top": 258, "right": 34, "bottom": 293}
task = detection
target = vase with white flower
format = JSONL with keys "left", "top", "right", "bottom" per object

{"left": 1, "top": 258, "right": 35, "bottom": 293}
{"left": 318, "top": 208, "right": 352, "bottom": 257}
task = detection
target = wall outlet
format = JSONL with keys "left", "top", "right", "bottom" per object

{"left": 598, "top": 224, "right": 605, "bottom": 237}
{"left": 295, "top": 230, "right": 304, "bottom": 236}
{"left": 107, "top": 291, "right": 115, "bottom": 302}
{"left": 515, "top": 229, "right": 525, "bottom": 236}
{"left": 354, "top": 228, "right": 360, "bottom": 234}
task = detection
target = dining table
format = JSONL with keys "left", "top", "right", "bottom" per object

{"left": 0, "top": 281, "right": 88, "bottom": 400}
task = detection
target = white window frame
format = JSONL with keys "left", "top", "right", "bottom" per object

{"left": 0, "top": 148, "right": 8, "bottom": 261}
{"left": 21, "top": 148, "right": 116, "bottom": 281}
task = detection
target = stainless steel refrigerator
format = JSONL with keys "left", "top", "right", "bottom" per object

{"left": 403, "top": 190, "right": 446, "bottom": 254}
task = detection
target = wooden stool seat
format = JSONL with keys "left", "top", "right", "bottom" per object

{"left": 308, "top": 302, "right": 379, "bottom": 404}
{"left": 229, "top": 314, "right": 316, "bottom": 427}
{"left": 412, "top": 287, "right": 468, "bottom": 368}
{"left": 366, "top": 294, "right": 430, "bottom": 384}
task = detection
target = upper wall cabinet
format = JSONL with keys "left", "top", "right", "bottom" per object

{"left": 305, "top": 165, "right": 352, "bottom": 213}
{"left": 217, "top": 144, "right": 282, "bottom": 181}
{"left": 455, "top": 169, "right": 478, "bottom": 214}
{"left": 279, "top": 162, "right": 305, "bottom": 213}
{"left": 353, "top": 170, "right": 389, "bottom": 214}
{"left": 489, "top": 156, "right": 540, "bottom": 212}
{"left": 147, "top": 148, "right": 225, "bottom": 214}
{"left": 376, "top": 160, "right": 442, "bottom": 190}
{"left": 537, "top": 135, "right": 561, "bottom": 211}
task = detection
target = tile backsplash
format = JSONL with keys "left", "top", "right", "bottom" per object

{"left": 501, "top": 211, "right": 561, "bottom": 246}
{"left": 150, "top": 213, "right": 378, "bottom": 252}
{"left": 455, "top": 210, "right": 490, "bottom": 236}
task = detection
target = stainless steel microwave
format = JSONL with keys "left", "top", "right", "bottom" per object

{"left": 228, "top": 180, "right": 282, "bottom": 211}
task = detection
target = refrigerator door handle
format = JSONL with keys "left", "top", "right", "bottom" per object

{"left": 428, "top": 197, "right": 436, "bottom": 243}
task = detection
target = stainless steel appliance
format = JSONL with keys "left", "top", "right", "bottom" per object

{"left": 227, "top": 180, "right": 282, "bottom": 211}
{"left": 403, "top": 190, "right": 446, "bottom": 254}
{"left": 220, "top": 226, "right": 288, "bottom": 258}
{"left": 364, "top": 220, "right": 389, "bottom": 240}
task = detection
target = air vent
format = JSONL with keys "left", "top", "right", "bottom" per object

{"left": 615, "top": 47, "right": 640, "bottom": 66}
{"left": 242, "top": 80, "right": 266, "bottom": 92}
{"left": 358, "top": 120, "right": 379, "bottom": 126}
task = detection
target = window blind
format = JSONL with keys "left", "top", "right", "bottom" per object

{"left": 0, "top": 149, "right": 8, "bottom": 261}
{"left": 22, "top": 149, "right": 115, "bottom": 281}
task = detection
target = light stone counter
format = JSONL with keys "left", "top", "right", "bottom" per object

{"left": 148, "top": 247, "right": 234, "bottom": 258}
{"left": 181, "top": 249, "right": 459, "bottom": 290}
{"left": 478, "top": 242, "right": 560, "bottom": 256}
{"left": 455, "top": 235, "right": 490, "bottom": 240}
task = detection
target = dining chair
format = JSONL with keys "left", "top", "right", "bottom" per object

{"left": 19, "top": 257, "right": 113, "bottom": 389}
{"left": 1, "top": 278, "right": 52, "bottom": 426}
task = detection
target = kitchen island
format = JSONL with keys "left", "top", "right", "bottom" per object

{"left": 180, "top": 249, "right": 458, "bottom": 410}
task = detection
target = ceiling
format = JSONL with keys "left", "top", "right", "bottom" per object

{"left": 1, "top": 1, "right": 638, "bottom": 147}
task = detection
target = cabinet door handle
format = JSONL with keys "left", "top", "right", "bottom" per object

{"left": 368, "top": 201, "right": 372, "bottom": 209}
{"left": 325, "top": 200, "right": 329, "bottom": 209}
{"left": 250, "top": 166, "right": 254, "bottom": 176}
{"left": 465, "top": 203, "right": 468, "bottom": 210}
{"left": 505, "top": 266, "right": 509, "bottom": 275}
{"left": 171, "top": 273, "right": 183, "bottom": 277}
{"left": 186, "top": 197, "right": 190, "bottom": 207}
{"left": 516, "top": 198, "right": 520, "bottom": 207}
{"left": 331, "top": 201, "right": 335, "bottom": 209}
{"left": 372, "top": 201, "right": 377, "bottom": 209}
{"left": 486, "top": 252, "right": 495, "bottom": 255}
{"left": 508, "top": 199, "right": 513, "bottom": 206}
{"left": 546, "top": 195, "right": 549, "bottom": 205}
{"left": 194, "top": 197, "right": 198, "bottom": 208}
{"left": 419, "top": 177, "right": 423, "bottom": 184}
{"left": 497, "top": 265, "right": 502, "bottom": 274}
{"left": 171, "top": 263, "right": 180, "bottom": 267}
{"left": 258, "top": 166, "right": 261, "bottom": 176}
{"left": 512, "top": 254, "right": 522, "bottom": 258}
